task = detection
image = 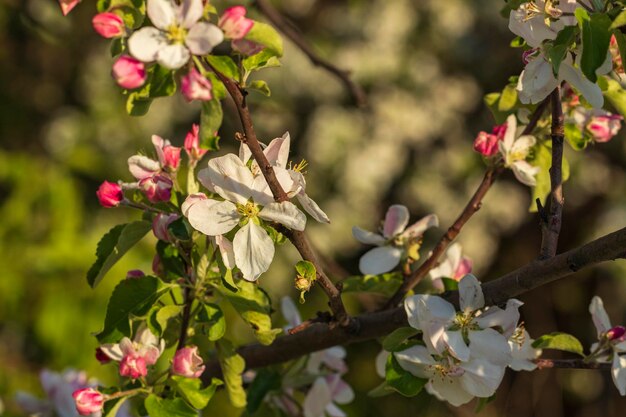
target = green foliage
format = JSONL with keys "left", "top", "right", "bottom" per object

{"left": 246, "top": 368, "right": 282, "bottom": 413}
{"left": 171, "top": 376, "right": 222, "bottom": 409}
{"left": 243, "top": 50, "right": 282, "bottom": 73}
{"left": 342, "top": 272, "right": 403, "bottom": 297}
{"left": 610, "top": 10, "right": 626, "bottom": 29}
{"left": 599, "top": 75, "right": 626, "bottom": 118}
{"left": 87, "top": 220, "right": 152, "bottom": 288}
{"left": 441, "top": 277, "right": 460, "bottom": 291}
{"left": 197, "top": 303, "right": 226, "bottom": 341}
{"left": 244, "top": 22, "right": 284, "bottom": 57}
{"left": 144, "top": 394, "right": 198, "bottom": 417}
{"left": 150, "top": 304, "right": 183, "bottom": 337}
{"left": 217, "top": 339, "right": 247, "bottom": 408}
{"left": 529, "top": 142, "right": 570, "bottom": 212}
{"left": 200, "top": 99, "right": 223, "bottom": 152}
{"left": 385, "top": 354, "right": 428, "bottom": 397}
{"left": 248, "top": 80, "right": 271, "bottom": 97}
{"left": 532, "top": 332, "right": 585, "bottom": 356}
{"left": 382, "top": 327, "right": 420, "bottom": 352}
{"left": 96, "top": 275, "right": 170, "bottom": 343}
{"left": 295, "top": 260, "right": 316, "bottom": 280}
{"left": 575, "top": 9, "right": 612, "bottom": 83}
{"left": 544, "top": 26, "right": 577, "bottom": 76}
{"left": 206, "top": 55, "right": 240, "bottom": 81}
{"left": 125, "top": 65, "right": 177, "bottom": 116}
{"left": 564, "top": 122, "right": 588, "bottom": 151}
{"left": 498, "top": 84, "right": 518, "bottom": 112}
{"left": 103, "top": 397, "right": 128, "bottom": 417}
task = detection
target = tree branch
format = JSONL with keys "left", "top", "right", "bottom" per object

{"left": 207, "top": 63, "right": 351, "bottom": 327}
{"left": 202, "top": 225, "right": 626, "bottom": 380}
{"left": 534, "top": 359, "right": 610, "bottom": 370}
{"left": 253, "top": 0, "right": 367, "bottom": 107}
{"left": 539, "top": 87, "right": 565, "bottom": 259}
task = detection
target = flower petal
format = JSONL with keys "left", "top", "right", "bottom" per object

{"left": 179, "top": 0, "right": 203, "bottom": 28}
{"left": 429, "top": 377, "right": 474, "bottom": 407}
{"left": 358, "top": 246, "right": 403, "bottom": 275}
{"left": 405, "top": 294, "right": 456, "bottom": 354}
{"left": 156, "top": 43, "right": 190, "bottom": 69}
{"left": 264, "top": 132, "right": 291, "bottom": 168}
{"left": 375, "top": 350, "right": 390, "bottom": 378}
{"left": 147, "top": 0, "right": 177, "bottom": 29}
{"left": 186, "top": 22, "right": 224, "bottom": 55}
{"left": 458, "top": 274, "right": 484, "bottom": 312}
{"left": 352, "top": 226, "right": 386, "bottom": 245}
{"left": 327, "top": 374, "right": 354, "bottom": 404}
{"left": 589, "top": 296, "right": 611, "bottom": 337}
{"left": 394, "top": 345, "right": 436, "bottom": 379}
{"left": 468, "top": 328, "right": 513, "bottom": 367}
{"left": 233, "top": 221, "right": 275, "bottom": 281}
{"left": 517, "top": 56, "right": 559, "bottom": 105}
{"left": 443, "top": 330, "right": 470, "bottom": 362}
{"left": 215, "top": 234, "right": 236, "bottom": 269}
{"left": 559, "top": 61, "right": 604, "bottom": 108}
{"left": 297, "top": 192, "right": 330, "bottom": 224}
{"left": 383, "top": 205, "right": 410, "bottom": 238}
{"left": 98, "top": 343, "right": 124, "bottom": 361}
{"left": 401, "top": 214, "right": 439, "bottom": 240}
{"left": 511, "top": 160, "right": 539, "bottom": 186}
{"left": 303, "top": 377, "right": 332, "bottom": 417}
{"left": 459, "top": 358, "right": 505, "bottom": 398}
{"left": 476, "top": 299, "right": 523, "bottom": 338}
{"left": 259, "top": 201, "right": 307, "bottom": 231}
{"left": 181, "top": 193, "right": 208, "bottom": 217}
{"left": 612, "top": 354, "right": 626, "bottom": 396}
{"left": 206, "top": 154, "right": 255, "bottom": 204}
{"left": 129, "top": 27, "right": 168, "bottom": 63}
{"left": 281, "top": 296, "right": 302, "bottom": 330}
{"left": 128, "top": 155, "right": 160, "bottom": 180}
{"left": 187, "top": 199, "right": 239, "bottom": 235}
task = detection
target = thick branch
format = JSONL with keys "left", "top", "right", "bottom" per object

{"left": 539, "top": 87, "right": 564, "bottom": 259}
{"left": 202, "top": 226, "right": 626, "bottom": 380}
{"left": 208, "top": 64, "right": 350, "bottom": 326}
{"left": 253, "top": 0, "right": 367, "bottom": 107}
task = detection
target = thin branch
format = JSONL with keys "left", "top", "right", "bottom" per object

{"left": 534, "top": 359, "right": 610, "bottom": 370}
{"left": 539, "top": 87, "right": 565, "bottom": 259}
{"left": 206, "top": 62, "right": 351, "bottom": 327}
{"left": 253, "top": 0, "right": 367, "bottom": 108}
{"left": 202, "top": 225, "right": 626, "bottom": 379}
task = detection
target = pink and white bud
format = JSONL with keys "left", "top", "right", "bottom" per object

{"left": 587, "top": 114, "right": 622, "bottom": 143}
{"left": 139, "top": 175, "right": 172, "bottom": 203}
{"left": 219, "top": 6, "right": 254, "bottom": 39}
{"left": 181, "top": 68, "right": 213, "bottom": 102}
{"left": 473, "top": 132, "right": 500, "bottom": 157}
{"left": 72, "top": 388, "right": 104, "bottom": 416}
{"left": 126, "top": 269, "right": 145, "bottom": 279}
{"left": 92, "top": 12, "right": 125, "bottom": 38}
{"left": 119, "top": 353, "right": 147, "bottom": 379}
{"left": 522, "top": 48, "right": 540, "bottom": 65}
{"left": 152, "top": 135, "right": 181, "bottom": 172}
{"left": 95, "top": 347, "right": 112, "bottom": 364}
{"left": 58, "top": 0, "right": 80, "bottom": 16}
{"left": 453, "top": 257, "right": 473, "bottom": 280}
{"left": 184, "top": 124, "right": 208, "bottom": 160}
{"left": 232, "top": 39, "right": 264, "bottom": 56}
{"left": 607, "top": 325, "right": 626, "bottom": 342}
{"left": 171, "top": 346, "right": 206, "bottom": 378}
{"left": 96, "top": 181, "right": 123, "bottom": 208}
{"left": 152, "top": 213, "right": 179, "bottom": 242}
{"left": 112, "top": 55, "right": 147, "bottom": 90}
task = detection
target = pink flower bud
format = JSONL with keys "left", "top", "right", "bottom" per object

{"left": 171, "top": 346, "right": 206, "bottom": 378}
{"left": 473, "top": 132, "right": 500, "bottom": 157}
{"left": 491, "top": 122, "right": 508, "bottom": 140}
{"left": 95, "top": 347, "right": 112, "bottom": 364}
{"left": 96, "top": 181, "right": 123, "bottom": 208}
{"left": 92, "top": 12, "right": 125, "bottom": 38}
{"left": 181, "top": 68, "right": 213, "bottom": 102}
{"left": 586, "top": 114, "right": 623, "bottom": 143}
{"left": 162, "top": 146, "right": 181, "bottom": 171}
{"left": 126, "top": 269, "right": 145, "bottom": 279}
{"left": 219, "top": 6, "right": 254, "bottom": 39}
{"left": 58, "top": 0, "right": 80, "bottom": 16}
{"left": 607, "top": 325, "right": 626, "bottom": 342}
{"left": 152, "top": 213, "right": 179, "bottom": 242}
{"left": 112, "top": 55, "right": 147, "bottom": 90}
{"left": 72, "top": 388, "right": 104, "bottom": 416}
{"left": 453, "top": 257, "right": 473, "bottom": 281}
{"left": 184, "top": 124, "right": 208, "bottom": 160}
{"left": 139, "top": 175, "right": 172, "bottom": 203}
{"left": 119, "top": 353, "right": 148, "bottom": 379}
{"left": 232, "top": 39, "right": 264, "bottom": 56}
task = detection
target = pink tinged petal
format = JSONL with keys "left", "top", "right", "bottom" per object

{"left": 219, "top": 6, "right": 254, "bottom": 39}
{"left": 327, "top": 374, "right": 354, "bottom": 404}
{"left": 179, "top": 0, "right": 203, "bottom": 28}
{"left": 459, "top": 358, "right": 506, "bottom": 398}
{"left": 186, "top": 22, "right": 224, "bottom": 55}
{"left": 352, "top": 226, "right": 386, "bottom": 246}
{"left": 590, "top": 296, "right": 612, "bottom": 337}
{"left": 559, "top": 61, "right": 604, "bottom": 108}
{"left": 97, "top": 181, "right": 123, "bottom": 208}
{"left": 358, "top": 246, "right": 403, "bottom": 275}
{"left": 128, "top": 155, "right": 160, "bottom": 180}
{"left": 147, "top": 0, "right": 178, "bottom": 29}
{"left": 401, "top": 214, "right": 439, "bottom": 240}
{"left": 264, "top": 132, "right": 291, "bottom": 167}
{"left": 181, "top": 192, "right": 209, "bottom": 216}
{"left": 612, "top": 354, "right": 626, "bottom": 395}
{"left": 325, "top": 403, "right": 347, "bottom": 417}
{"left": 281, "top": 296, "right": 302, "bottom": 330}
{"left": 468, "top": 328, "right": 513, "bottom": 367}
{"left": 455, "top": 256, "right": 473, "bottom": 280}
{"left": 517, "top": 56, "right": 559, "bottom": 105}
{"left": 476, "top": 299, "right": 523, "bottom": 338}
{"left": 72, "top": 388, "right": 104, "bottom": 416}
{"left": 215, "top": 235, "right": 236, "bottom": 270}
{"left": 394, "top": 346, "right": 437, "bottom": 379}
{"left": 443, "top": 330, "right": 470, "bottom": 362}
{"left": 206, "top": 154, "right": 255, "bottom": 204}
{"left": 119, "top": 338, "right": 136, "bottom": 355}
{"left": 383, "top": 205, "right": 410, "bottom": 238}
{"left": 473, "top": 132, "right": 500, "bottom": 157}
{"left": 156, "top": 43, "right": 190, "bottom": 69}
{"left": 259, "top": 201, "right": 306, "bottom": 231}
{"left": 92, "top": 12, "right": 125, "bottom": 38}
{"left": 112, "top": 55, "right": 147, "bottom": 89}
{"left": 151, "top": 134, "right": 168, "bottom": 166}
{"left": 181, "top": 68, "right": 213, "bottom": 102}
{"left": 233, "top": 221, "right": 275, "bottom": 281}
{"left": 128, "top": 27, "right": 169, "bottom": 63}
{"left": 429, "top": 377, "right": 474, "bottom": 407}
{"left": 458, "top": 274, "right": 484, "bottom": 312}
{"left": 323, "top": 347, "right": 348, "bottom": 374}
{"left": 142, "top": 346, "right": 162, "bottom": 365}
{"left": 304, "top": 377, "right": 332, "bottom": 417}
{"left": 59, "top": 0, "right": 80, "bottom": 16}
{"left": 99, "top": 343, "right": 124, "bottom": 361}
{"left": 187, "top": 199, "right": 239, "bottom": 236}
{"left": 511, "top": 160, "right": 539, "bottom": 186}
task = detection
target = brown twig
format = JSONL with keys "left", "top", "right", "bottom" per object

{"left": 253, "top": 0, "right": 367, "bottom": 108}
{"left": 539, "top": 87, "right": 565, "bottom": 259}
{"left": 206, "top": 62, "right": 351, "bottom": 327}
{"left": 534, "top": 359, "right": 610, "bottom": 370}
{"left": 202, "top": 225, "right": 626, "bottom": 379}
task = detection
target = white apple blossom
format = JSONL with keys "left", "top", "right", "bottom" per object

{"left": 508, "top": 327, "right": 542, "bottom": 371}
{"left": 428, "top": 243, "right": 472, "bottom": 291}
{"left": 128, "top": 0, "right": 224, "bottom": 70}
{"left": 352, "top": 205, "right": 438, "bottom": 275}
{"left": 303, "top": 374, "right": 354, "bottom": 417}
{"left": 508, "top": 0, "right": 579, "bottom": 48}
{"left": 498, "top": 114, "right": 539, "bottom": 186}
{"left": 395, "top": 345, "right": 506, "bottom": 407}
{"left": 99, "top": 325, "right": 165, "bottom": 366}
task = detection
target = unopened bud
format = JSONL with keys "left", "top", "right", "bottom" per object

{"left": 607, "top": 325, "right": 626, "bottom": 342}
{"left": 92, "top": 12, "right": 125, "bottom": 38}
{"left": 112, "top": 55, "right": 147, "bottom": 90}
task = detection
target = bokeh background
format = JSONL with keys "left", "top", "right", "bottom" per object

{"left": 2, "top": 0, "right": 626, "bottom": 416}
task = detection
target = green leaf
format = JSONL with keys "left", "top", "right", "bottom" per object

{"left": 144, "top": 395, "right": 197, "bottom": 417}
{"left": 611, "top": 10, "right": 626, "bottom": 29}
{"left": 510, "top": 36, "right": 526, "bottom": 48}
{"left": 529, "top": 142, "right": 570, "bottom": 212}
{"left": 218, "top": 281, "right": 281, "bottom": 345}
{"left": 242, "top": 49, "right": 282, "bottom": 72}
{"left": 87, "top": 221, "right": 151, "bottom": 288}
{"left": 217, "top": 339, "right": 247, "bottom": 408}
{"left": 149, "top": 65, "right": 177, "bottom": 97}
{"left": 96, "top": 275, "right": 169, "bottom": 343}
{"left": 484, "top": 92, "right": 510, "bottom": 124}
{"left": 385, "top": 354, "right": 428, "bottom": 397}
{"left": 475, "top": 394, "right": 496, "bottom": 413}
{"left": 382, "top": 327, "right": 419, "bottom": 352}
{"left": 295, "top": 260, "right": 316, "bottom": 280}
{"left": 576, "top": 9, "right": 612, "bottom": 82}
{"left": 221, "top": 268, "right": 239, "bottom": 292}
{"left": 498, "top": 84, "right": 518, "bottom": 112}
{"left": 126, "top": 91, "right": 152, "bottom": 116}
{"left": 599, "top": 76, "right": 626, "bottom": 117}
{"left": 441, "top": 277, "right": 459, "bottom": 291}
{"left": 154, "top": 304, "right": 183, "bottom": 336}
{"left": 613, "top": 30, "right": 626, "bottom": 76}
{"left": 368, "top": 381, "right": 395, "bottom": 397}
{"left": 199, "top": 99, "right": 223, "bottom": 152}
{"left": 532, "top": 332, "right": 584, "bottom": 356}
{"left": 168, "top": 217, "right": 191, "bottom": 241}
{"left": 564, "top": 122, "right": 589, "bottom": 150}
{"left": 206, "top": 55, "right": 240, "bottom": 81}
{"left": 197, "top": 303, "right": 226, "bottom": 341}
{"left": 248, "top": 80, "right": 271, "bottom": 97}
{"left": 103, "top": 396, "right": 128, "bottom": 417}
{"left": 545, "top": 26, "right": 577, "bottom": 76}
{"left": 171, "top": 376, "right": 222, "bottom": 409}
{"left": 244, "top": 22, "right": 283, "bottom": 57}
{"left": 342, "top": 272, "right": 403, "bottom": 297}
{"left": 246, "top": 368, "right": 281, "bottom": 413}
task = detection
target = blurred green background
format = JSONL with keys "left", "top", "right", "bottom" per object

{"left": 2, "top": 0, "right": 626, "bottom": 416}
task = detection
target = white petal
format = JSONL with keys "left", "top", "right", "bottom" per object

{"left": 297, "top": 192, "right": 330, "bottom": 223}
{"left": 215, "top": 235, "right": 236, "bottom": 269}
{"left": 259, "top": 201, "right": 306, "bottom": 231}
{"left": 197, "top": 167, "right": 216, "bottom": 193}
{"left": 187, "top": 199, "right": 239, "bottom": 235}
{"left": 508, "top": 11, "right": 557, "bottom": 48}
{"left": 206, "top": 154, "right": 255, "bottom": 204}
{"left": 394, "top": 346, "right": 436, "bottom": 379}
{"left": 128, "top": 155, "right": 160, "bottom": 180}
{"left": 352, "top": 226, "right": 386, "bottom": 245}
{"left": 612, "top": 354, "right": 626, "bottom": 396}
{"left": 401, "top": 214, "right": 439, "bottom": 240}
{"left": 233, "top": 221, "right": 275, "bottom": 281}
{"left": 517, "top": 56, "right": 559, "bottom": 105}
{"left": 589, "top": 296, "right": 611, "bottom": 337}
{"left": 405, "top": 294, "right": 456, "bottom": 354}
{"left": 501, "top": 114, "right": 518, "bottom": 151}
{"left": 264, "top": 132, "right": 291, "bottom": 168}
{"left": 559, "top": 61, "right": 604, "bottom": 108}
{"left": 430, "top": 377, "right": 474, "bottom": 407}
{"left": 325, "top": 403, "right": 347, "bottom": 417}
{"left": 468, "top": 328, "right": 513, "bottom": 367}
{"left": 444, "top": 330, "right": 470, "bottom": 362}
{"left": 156, "top": 43, "right": 190, "bottom": 69}
{"left": 303, "top": 377, "right": 332, "bottom": 417}
{"left": 328, "top": 374, "right": 354, "bottom": 404}
{"left": 186, "top": 22, "right": 224, "bottom": 55}
{"left": 147, "top": 0, "right": 177, "bottom": 29}
{"left": 181, "top": 193, "right": 209, "bottom": 217}
{"left": 458, "top": 274, "right": 484, "bottom": 312}
{"left": 358, "top": 246, "right": 403, "bottom": 275}
{"left": 128, "top": 27, "right": 169, "bottom": 63}
{"left": 511, "top": 160, "right": 539, "bottom": 186}
{"left": 99, "top": 343, "right": 124, "bottom": 361}
{"left": 510, "top": 134, "right": 536, "bottom": 157}
{"left": 476, "top": 299, "right": 523, "bottom": 338}
{"left": 460, "top": 358, "right": 506, "bottom": 398}
{"left": 375, "top": 350, "right": 390, "bottom": 378}
{"left": 383, "top": 205, "right": 410, "bottom": 238}
{"left": 239, "top": 143, "right": 252, "bottom": 164}
{"left": 179, "top": 0, "right": 203, "bottom": 28}
{"left": 509, "top": 330, "right": 540, "bottom": 371}
{"left": 280, "top": 296, "right": 302, "bottom": 330}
